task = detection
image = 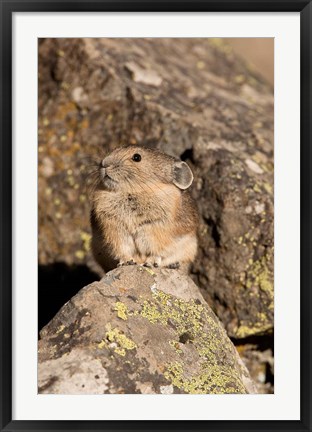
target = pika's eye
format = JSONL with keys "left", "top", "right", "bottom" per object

{"left": 132, "top": 153, "right": 141, "bottom": 162}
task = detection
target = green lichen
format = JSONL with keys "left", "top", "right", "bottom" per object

{"left": 105, "top": 325, "right": 137, "bottom": 357}
{"left": 263, "top": 182, "right": 273, "bottom": 195}
{"left": 141, "top": 266, "right": 155, "bottom": 276}
{"left": 137, "top": 289, "right": 246, "bottom": 394}
{"left": 169, "top": 340, "right": 183, "bottom": 354}
{"left": 56, "top": 324, "right": 65, "bottom": 334}
{"left": 75, "top": 250, "right": 85, "bottom": 260}
{"left": 97, "top": 325, "right": 137, "bottom": 357}
{"left": 235, "top": 252, "right": 274, "bottom": 338}
{"left": 114, "top": 301, "right": 128, "bottom": 321}
{"left": 97, "top": 339, "right": 107, "bottom": 349}
{"left": 140, "top": 290, "right": 204, "bottom": 336}
{"left": 246, "top": 255, "right": 273, "bottom": 295}
{"left": 164, "top": 361, "right": 246, "bottom": 395}
{"left": 234, "top": 322, "right": 272, "bottom": 339}
{"left": 253, "top": 183, "right": 262, "bottom": 193}
{"left": 80, "top": 231, "right": 91, "bottom": 252}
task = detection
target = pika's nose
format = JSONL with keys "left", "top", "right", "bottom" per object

{"left": 101, "top": 159, "right": 107, "bottom": 168}
{"left": 101, "top": 159, "right": 120, "bottom": 170}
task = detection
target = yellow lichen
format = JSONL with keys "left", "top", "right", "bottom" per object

{"left": 141, "top": 266, "right": 155, "bottom": 276}
{"left": 96, "top": 325, "right": 137, "bottom": 356}
{"left": 246, "top": 255, "right": 273, "bottom": 295}
{"left": 263, "top": 182, "right": 273, "bottom": 195}
{"left": 169, "top": 340, "right": 183, "bottom": 354}
{"left": 234, "top": 252, "right": 274, "bottom": 338}
{"left": 105, "top": 325, "right": 137, "bottom": 356}
{"left": 164, "top": 361, "right": 246, "bottom": 395}
{"left": 136, "top": 289, "right": 246, "bottom": 393}
{"left": 75, "top": 250, "right": 85, "bottom": 259}
{"left": 139, "top": 290, "right": 205, "bottom": 337}
{"left": 234, "top": 75, "right": 245, "bottom": 84}
{"left": 196, "top": 61, "right": 205, "bottom": 70}
{"left": 98, "top": 339, "right": 107, "bottom": 349}
{"left": 114, "top": 347, "right": 127, "bottom": 356}
{"left": 235, "top": 322, "right": 272, "bottom": 339}
{"left": 80, "top": 231, "right": 91, "bottom": 252}
{"left": 253, "top": 184, "right": 262, "bottom": 193}
{"left": 56, "top": 324, "right": 65, "bottom": 334}
{"left": 114, "top": 302, "right": 128, "bottom": 321}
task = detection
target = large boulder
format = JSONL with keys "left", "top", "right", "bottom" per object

{"left": 38, "top": 266, "right": 256, "bottom": 394}
{"left": 38, "top": 37, "right": 273, "bottom": 339}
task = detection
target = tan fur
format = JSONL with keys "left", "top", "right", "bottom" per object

{"left": 90, "top": 146, "right": 198, "bottom": 272}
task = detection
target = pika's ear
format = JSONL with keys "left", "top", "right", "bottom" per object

{"left": 173, "top": 161, "right": 194, "bottom": 190}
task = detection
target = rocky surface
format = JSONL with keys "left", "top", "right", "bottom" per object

{"left": 38, "top": 37, "right": 273, "bottom": 340}
{"left": 38, "top": 266, "right": 257, "bottom": 394}
{"left": 236, "top": 343, "right": 274, "bottom": 394}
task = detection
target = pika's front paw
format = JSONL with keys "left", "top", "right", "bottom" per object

{"left": 143, "top": 257, "right": 161, "bottom": 268}
{"left": 117, "top": 259, "right": 137, "bottom": 267}
{"left": 167, "top": 262, "right": 180, "bottom": 269}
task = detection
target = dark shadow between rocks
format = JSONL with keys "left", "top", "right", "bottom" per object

{"left": 231, "top": 333, "right": 274, "bottom": 353}
{"left": 38, "top": 262, "right": 100, "bottom": 334}
{"left": 231, "top": 334, "right": 274, "bottom": 390}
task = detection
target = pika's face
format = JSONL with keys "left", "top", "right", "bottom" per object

{"left": 97, "top": 146, "right": 193, "bottom": 193}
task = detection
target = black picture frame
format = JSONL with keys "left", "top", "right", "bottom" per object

{"left": 1, "top": 1, "right": 311, "bottom": 431}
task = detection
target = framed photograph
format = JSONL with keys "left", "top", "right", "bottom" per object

{"left": 1, "top": 0, "right": 311, "bottom": 431}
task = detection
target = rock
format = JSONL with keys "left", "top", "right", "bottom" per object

{"left": 125, "top": 61, "right": 163, "bottom": 86}
{"left": 38, "top": 266, "right": 257, "bottom": 394}
{"left": 38, "top": 38, "right": 273, "bottom": 338}
{"left": 236, "top": 343, "right": 274, "bottom": 394}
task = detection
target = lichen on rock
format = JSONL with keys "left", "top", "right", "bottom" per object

{"left": 38, "top": 266, "right": 257, "bottom": 394}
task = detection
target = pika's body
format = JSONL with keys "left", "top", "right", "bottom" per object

{"left": 90, "top": 146, "right": 198, "bottom": 272}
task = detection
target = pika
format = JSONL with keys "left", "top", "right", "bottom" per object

{"left": 90, "top": 146, "right": 198, "bottom": 272}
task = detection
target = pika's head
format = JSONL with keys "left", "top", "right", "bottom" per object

{"left": 97, "top": 146, "right": 194, "bottom": 193}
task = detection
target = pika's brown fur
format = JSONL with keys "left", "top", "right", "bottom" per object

{"left": 90, "top": 146, "right": 198, "bottom": 272}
